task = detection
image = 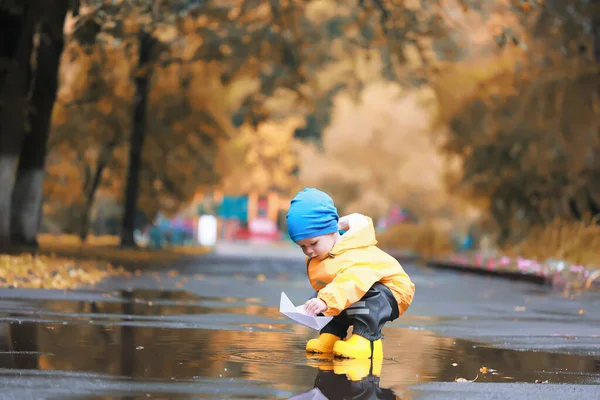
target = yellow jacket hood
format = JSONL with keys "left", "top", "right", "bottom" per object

{"left": 330, "top": 215, "right": 377, "bottom": 255}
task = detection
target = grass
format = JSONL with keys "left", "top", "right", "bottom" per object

{"left": 503, "top": 218, "right": 600, "bottom": 267}
{"left": 37, "top": 234, "right": 212, "bottom": 265}
{"left": 377, "top": 223, "right": 454, "bottom": 258}
{"left": 377, "top": 219, "right": 600, "bottom": 290}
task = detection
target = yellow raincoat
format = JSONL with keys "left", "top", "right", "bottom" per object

{"left": 309, "top": 214, "right": 415, "bottom": 317}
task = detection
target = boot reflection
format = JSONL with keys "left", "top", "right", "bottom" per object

{"left": 289, "top": 358, "right": 399, "bottom": 400}
{"left": 305, "top": 352, "right": 335, "bottom": 371}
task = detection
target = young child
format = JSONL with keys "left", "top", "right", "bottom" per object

{"left": 286, "top": 188, "right": 415, "bottom": 359}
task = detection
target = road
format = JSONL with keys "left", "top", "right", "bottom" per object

{"left": 0, "top": 242, "right": 598, "bottom": 399}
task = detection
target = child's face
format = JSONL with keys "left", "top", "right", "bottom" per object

{"left": 296, "top": 233, "right": 338, "bottom": 260}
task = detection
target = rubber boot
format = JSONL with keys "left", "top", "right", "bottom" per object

{"left": 306, "top": 333, "right": 341, "bottom": 354}
{"left": 332, "top": 334, "right": 383, "bottom": 359}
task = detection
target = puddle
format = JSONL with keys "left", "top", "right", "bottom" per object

{"left": 0, "top": 289, "right": 277, "bottom": 326}
{"left": 0, "top": 288, "right": 598, "bottom": 398}
{"left": 0, "top": 318, "right": 598, "bottom": 399}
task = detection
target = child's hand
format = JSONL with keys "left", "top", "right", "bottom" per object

{"left": 304, "top": 298, "right": 327, "bottom": 316}
{"left": 338, "top": 216, "right": 349, "bottom": 231}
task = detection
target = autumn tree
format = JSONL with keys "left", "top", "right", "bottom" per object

{"left": 47, "top": 23, "right": 234, "bottom": 238}
{"left": 47, "top": 0, "right": 455, "bottom": 243}
{"left": 45, "top": 40, "right": 133, "bottom": 238}
{"left": 0, "top": 0, "right": 76, "bottom": 251}
{"left": 432, "top": 0, "right": 600, "bottom": 243}
{"left": 217, "top": 117, "right": 303, "bottom": 196}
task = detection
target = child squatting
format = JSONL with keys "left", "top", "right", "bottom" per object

{"left": 286, "top": 188, "right": 416, "bottom": 360}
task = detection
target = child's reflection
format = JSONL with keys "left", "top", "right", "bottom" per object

{"left": 289, "top": 358, "right": 400, "bottom": 400}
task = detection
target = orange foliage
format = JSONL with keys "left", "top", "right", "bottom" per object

{"left": 377, "top": 223, "right": 454, "bottom": 258}
{"left": 431, "top": 0, "right": 600, "bottom": 247}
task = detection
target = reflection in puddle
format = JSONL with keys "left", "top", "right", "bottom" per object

{"left": 0, "top": 289, "right": 599, "bottom": 398}
{"left": 0, "top": 289, "right": 273, "bottom": 318}
{"left": 290, "top": 358, "right": 396, "bottom": 400}
{"left": 0, "top": 317, "right": 598, "bottom": 399}
{"left": 0, "top": 289, "right": 279, "bottom": 333}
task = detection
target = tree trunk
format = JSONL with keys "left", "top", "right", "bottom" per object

{"left": 120, "top": 31, "right": 154, "bottom": 247}
{"left": 10, "top": 1, "right": 69, "bottom": 248}
{"left": 0, "top": 2, "right": 42, "bottom": 252}
{"left": 79, "top": 140, "right": 118, "bottom": 241}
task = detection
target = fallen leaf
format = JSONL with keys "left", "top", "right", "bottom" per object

{"left": 257, "top": 274, "right": 266, "bottom": 281}
{"left": 0, "top": 254, "right": 126, "bottom": 290}
{"left": 515, "top": 306, "right": 526, "bottom": 312}
{"left": 168, "top": 270, "right": 178, "bottom": 278}
{"left": 455, "top": 375, "right": 478, "bottom": 383}
{"left": 480, "top": 366, "right": 488, "bottom": 374}
{"left": 578, "top": 309, "right": 587, "bottom": 315}
{"left": 176, "top": 282, "right": 183, "bottom": 288}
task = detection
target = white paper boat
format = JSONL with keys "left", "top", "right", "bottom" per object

{"left": 287, "top": 388, "right": 328, "bottom": 400}
{"left": 279, "top": 292, "right": 333, "bottom": 330}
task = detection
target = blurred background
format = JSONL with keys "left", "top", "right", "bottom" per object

{"left": 1, "top": 0, "right": 599, "bottom": 266}
{"left": 1, "top": 3, "right": 600, "bottom": 397}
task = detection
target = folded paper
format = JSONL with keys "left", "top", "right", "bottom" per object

{"left": 280, "top": 292, "right": 333, "bottom": 330}
{"left": 287, "top": 388, "right": 328, "bottom": 400}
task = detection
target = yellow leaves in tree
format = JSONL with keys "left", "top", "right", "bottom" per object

{"left": 181, "top": 16, "right": 197, "bottom": 34}
{"left": 97, "top": 96, "right": 113, "bottom": 115}
{"left": 217, "top": 117, "right": 303, "bottom": 195}
{"left": 52, "top": 102, "right": 68, "bottom": 126}
{"left": 122, "top": 14, "right": 142, "bottom": 34}
{"left": 197, "top": 15, "right": 209, "bottom": 27}
{"left": 228, "top": 6, "right": 241, "bottom": 20}
{"left": 220, "top": 44, "right": 233, "bottom": 56}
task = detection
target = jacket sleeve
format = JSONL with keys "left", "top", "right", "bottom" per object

{"left": 317, "top": 260, "right": 382, "bottom": 316}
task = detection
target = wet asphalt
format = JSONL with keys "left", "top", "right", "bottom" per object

{"left": 0, "top": 242, "right": 598, "bottom": 399}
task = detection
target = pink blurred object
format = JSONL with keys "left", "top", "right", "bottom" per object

{"left": 499, "top": 256, "right": 511, "bottom": 265}
{"left": 247, "top": 218, "right": 279, "bottom": 243}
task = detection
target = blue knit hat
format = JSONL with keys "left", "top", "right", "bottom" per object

{"left": 286, "top": 188, "right": 339, "bottom": 242}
